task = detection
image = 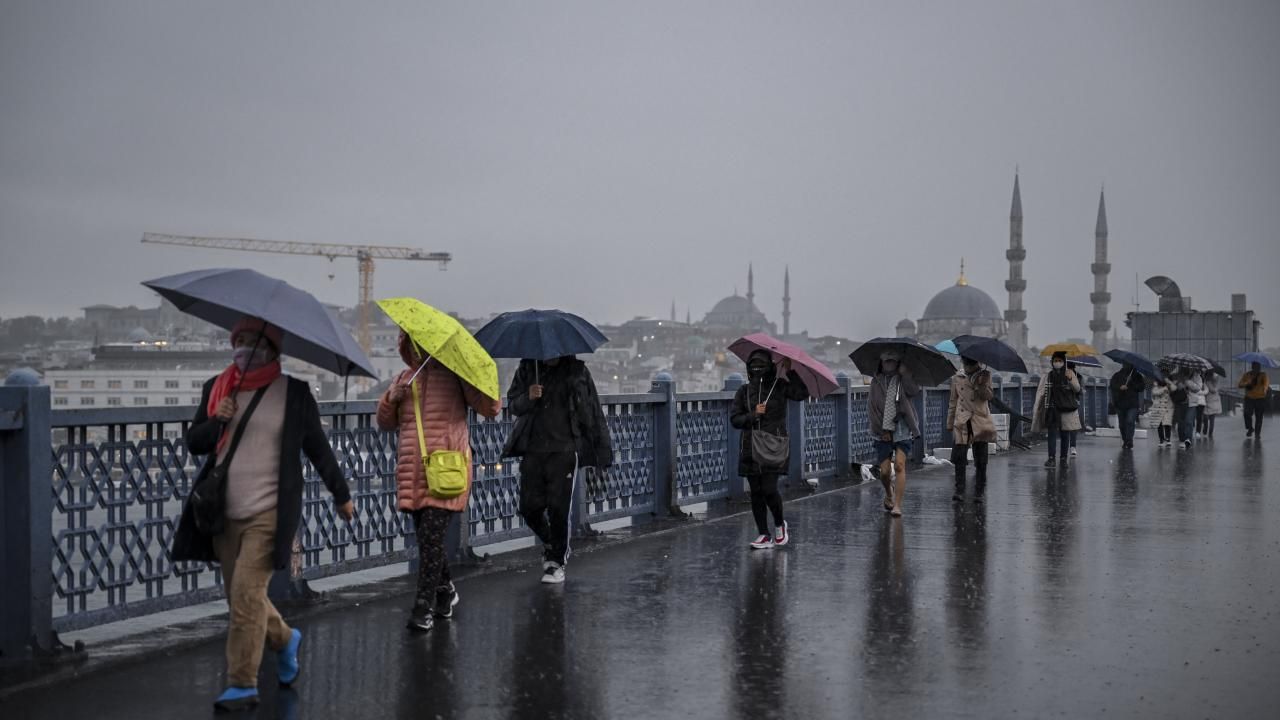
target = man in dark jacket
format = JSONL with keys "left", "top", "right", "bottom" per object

{"left": 729, "top": 351, "right": 810, "bottom": 549}
{"left": 1109, "top": 363, "right": 1147, "bottom": 449}
{"left": 504, "top": 356, "right": 612, "bottom": 584}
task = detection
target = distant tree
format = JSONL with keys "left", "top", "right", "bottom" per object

{"left": 5, "top": 316, "right": 46, "bottom": 345}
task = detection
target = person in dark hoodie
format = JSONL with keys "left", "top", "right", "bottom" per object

{"left": 1109, "top": 362, "right": 1147, "bottom": 450}
{"left": 730, "top": 350, "right": 811, "bottom": 549}
{"left": 503, "top": 356, "right": 612, "bottom": 584}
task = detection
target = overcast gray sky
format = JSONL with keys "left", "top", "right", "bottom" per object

{"left": 3, "top": 1, "right": 1278, "bottom": 345}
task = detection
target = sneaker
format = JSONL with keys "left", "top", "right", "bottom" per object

{"left": 749, "top": 534, "right": 774, "bottom": 550}
{"left": 774, "top": 521, "right": 789, "bottom": 546}
{"left": 1183, "top": 440, "right": 1193, "bottom": 450}
{"left": 1044, "top": 457, "right": 1056, "bottom": 468}
{"left": 214, "top": 687, "right": 260, "bottom": 713}
{"left": 1246, "top": 430, "right": 1254, "bottom": 438}
{"left": 434, "top": 582, "right": 459, "bottom": 619}
{"left": 1069, "top": 447, "right": 1078, "bottom": 457}
{"left": 406, "top": 607, "right": 434, "bottom": 632}
{"left": 276, "top": 629, "right": 302, "bottom": 687}
{"left": 541, "top": 563, "right": 566, "bottom": 584}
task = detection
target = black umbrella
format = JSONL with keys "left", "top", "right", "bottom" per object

{"left": 949, "top": 335, "right": 1028, "bottom": 374}
{"left": 850, "top": 337, "right": 956, "bottom": 386}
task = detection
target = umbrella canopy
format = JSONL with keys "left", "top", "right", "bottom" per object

{"left": 934, "top": 339, "right": 959, "bottom": 355}
{"left": 376, "top": 298, "right": 500, "bottom": 400}
{"left": 1065, "top": 355, "right": 1103, "bottom": 369}
{"left": 949, "top": 335, "right": 1028, "bottom": 374}
{"left": 1234, "top": 352, "right": 1279, "bottom": 369}
{"left": 1103, "top": 349, "right": 1160, "bottom": 379}
{"left": 850, "top": 337, "right": 956, "bottom": 387}
{"left": 473, "top": 309, "right": 608, "bottom": 361}
{"left": 142, "top": 268, "right": 377, "bottom": 378}
{"left": 728, "top": 333, "right": 838, "bottom": 398}
{"left": 1157, "top": 353, "right": 1213, "bottom": 374}
{"left": 1040, "top": 342, "right": 1099, "bottom": 358}
{"left": 1207, "top": 360, "right": 1227, "bottom": 377}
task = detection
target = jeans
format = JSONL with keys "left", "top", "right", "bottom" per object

{"left": 1244, "top": 398, "right": 1266, "bottom": 434}
{"left": 1175, "top": 404, "right": 1195, "bottom": 442}
{"left": 1047, "top": 426, "right": 1071, "bottom": 459}
{"left": 1117, "top": 407, "right": 1139, "bottom": 445}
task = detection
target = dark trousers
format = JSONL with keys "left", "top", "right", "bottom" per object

{"left": 745, "top": 473, "right": 784, "bottom": 535}
{"left": 951, "top": 442, "right": 988, "bottom": 495}
{"left": 1175, "top": 404, "right": 1194, "bottom": 442}
{"left": 1118, "top": 408, "right": 1139, "bottom": 445}
{"left": 1244, "top": 398, "right": 1266, "bottom": 434}
{"left": 519, "top": 451, "right": 579, "bottom": 566}
{"left": 1157, "top": 425, "right": 1172, "bottom": 443}
{"left": 1194, "top": 406, "right": 1206, "bottom": 434}
{"left": 1047, "top": 426, "right": 1071, "bottom": 458}
{"left": 411, "top": 507, "right": 454, "bottom": 610}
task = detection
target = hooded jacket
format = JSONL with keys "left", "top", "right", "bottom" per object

{"left": 502, "top": 358, "right": 613, "bottom": 469}
{"left": 729, "top": 356, "right": 811, "bottom": 476}
{"left": 377, "top": 335, "right": 501, "bottom": 513}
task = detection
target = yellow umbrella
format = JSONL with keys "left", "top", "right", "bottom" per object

{"left": 1040, "top": 342, "right": 1099, "bottom": 358}
{"left": 376, "top": 298, "right": 500, "bottom": 400}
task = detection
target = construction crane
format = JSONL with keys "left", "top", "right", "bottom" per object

{"left": 142, "top": 232, "right": 451, "bottom": 353}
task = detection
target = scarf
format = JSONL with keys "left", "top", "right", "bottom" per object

{"left": 206, "top": 360, "right": 282, "bottom": 452}
{"left": 882, "top": 375, "right": 900, "bottom": 431}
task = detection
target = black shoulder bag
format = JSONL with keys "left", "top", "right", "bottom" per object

{"left": 189, "top": 386, "right": 269, "bottom": 536}
{"left": 750, "top": 378, "right": 789, "bottom": 470}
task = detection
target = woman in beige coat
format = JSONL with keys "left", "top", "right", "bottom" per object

{"left": 1032, "top": 350, "right": 1082, "bottom": 468}
{"left": 946, "top": 356, "right": 997, "bottom": 503}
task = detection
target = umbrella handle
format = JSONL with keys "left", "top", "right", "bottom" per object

{"left": 406, "top": 355, "right": 432, "bottom": 386}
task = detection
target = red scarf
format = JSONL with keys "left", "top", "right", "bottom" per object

{"left": 207, "top": 361, "right": 283, "bottom": 452}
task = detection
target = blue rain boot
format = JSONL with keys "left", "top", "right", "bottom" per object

{"left": 214, "top": 686, "right": 259, "bottom": 713}
{"left": 277, "top": 628, "right": 303, "bottom": 687}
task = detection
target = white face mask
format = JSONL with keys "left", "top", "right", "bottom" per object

{"left": 1052, "top": 361, "right": 1065, "bottom": 370}
{"left": 233, "top": 345, "right": 274, "bottom": 372}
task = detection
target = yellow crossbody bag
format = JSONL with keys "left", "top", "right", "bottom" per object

{"left": 411, "top": 379, "right": 469, "bottom": 499}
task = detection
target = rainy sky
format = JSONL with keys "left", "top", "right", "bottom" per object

{"left": 3, "top": 1, "right": 1278, "bottom": 345}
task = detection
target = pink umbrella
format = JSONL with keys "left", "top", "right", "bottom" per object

{"left": 728, "top": 333, "right": 839, "bottom": 398}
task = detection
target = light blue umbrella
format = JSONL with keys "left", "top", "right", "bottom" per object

{"left": 1235, "top": 352, "right": 1278, "bottom": 369}
{"left": 143, "top": 268, "right": 378, "bottom": 378}
{"left": 934, "top": 339, "right": 959, "bottom": 355}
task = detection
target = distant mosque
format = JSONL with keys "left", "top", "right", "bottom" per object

{"left": 675, "top": 264, "right": 793, "bottom": 337}
{"left": 896, "top": 171, "right": 1113, "bottom": 357}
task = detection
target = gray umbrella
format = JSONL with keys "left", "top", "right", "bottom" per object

{"left": 143, "top": 268, "right": 378, "bottom": 378}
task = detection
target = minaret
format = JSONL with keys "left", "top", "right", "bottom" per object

{"left": 782, "top": 266, "right": 791, "bottom": 336}
{"left": 670, "top": 300, "right": 676, "bottom": 323}
{"left": 1003, "top": 171, "right": 1028, "bottom": 351}
{"left": 747, "top": 264, "right": 755, "bottom": 309}
{"left": 1090, "top": 187, "right": 1112, "bottom": 351}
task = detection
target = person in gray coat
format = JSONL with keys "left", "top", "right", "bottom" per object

{"left": 867, "top": 350, "right": 920, "bottom": 517}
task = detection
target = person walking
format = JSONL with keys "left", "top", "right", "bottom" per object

{"left": 1202, "top": 372, "right": 1221, "bottom": 440}
{"left": 1032, "top": 351, "right": 1082, "bottom": 468}
{"left": 729, "top": 351, "right": 810, "bottom": 549}
{"left": 868, "top": 350, "right": 921, "bottom": 517}
{"left": 378, "top": 330, "right": 501, "bottom": 632}
{"left": 503, "top": 355, "right": 613, "bottom": 583}
{"left": 1067, "top": 361, "right": 1086, "bottom": 457}
{"left": 1238, "top": 361, "right": 1270, "bottom": 438}
{"left": 1149, "top": 375, "right": 1175, "bottom": 447}
{"left": 173, "top": 318, "right": 354, "bottom": 713}
{"left": 946, "top": 356, "right": 996, "bottom": 503}
{"left": 1109, "top": 362, "right": 1147, "bottom": 450}
{"left": 1189, "top": 373, "right": 1207, "bottom": 440}
{"left": 1169, "top": 369, "right": 1201, "bottom": 450}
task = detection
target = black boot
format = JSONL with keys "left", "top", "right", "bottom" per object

{"left": 952, "top": 466, "right": 965, "bottom": 503}
{"left": 974, "top": 467, "right": 987, "bottom": 504}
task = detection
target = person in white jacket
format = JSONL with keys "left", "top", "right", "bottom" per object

{"left": 1172, "top": 369, "right": 1202, "bottom": 450}
{"left": 1149, "top": 376, "right": 1176, "bottom": 447}
{"left": 1189, "top": 374, "right": 1207, "bottom": 439}
{"left": 1202, "top": 373, "right": 1222, "bottom": 439}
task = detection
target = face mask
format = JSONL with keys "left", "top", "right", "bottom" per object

{"left": 1052, "top": 361, "right": 1065, "bottom": 370}
{"left": 882, "top": 361, "right": 898, "bottom": 374}
{"left": 749, "top": 362, "right": 770, "bottom": 376}
{"left": 233, "top": 346, "right": 273, "bottom": 372}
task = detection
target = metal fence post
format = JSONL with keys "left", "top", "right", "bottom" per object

{"left": 0, "top": 382, "right": 55, "bottom": 658}
{"left": 786, "top": 399, "right": 803, "bottom": 488}
{"left": 723, "top": 374, "right": 744, "bottom": 500}
{"left": 650, "top": 373, "right": 680, "bottom": 516}
{"left": 833, "top": 373, "right": 852, "bottom": 479}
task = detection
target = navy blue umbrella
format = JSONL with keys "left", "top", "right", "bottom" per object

{"left": 474, "top": 309, "right": 608, "bottom": 361}
{"left": 1235, "top": 352, "right": 1278, "bottom": 369}
{"left": 949, "top": 335, "right": 1028, "bottom": 374}
{"left": 143, "top": 268, "right": 378, "bottom": 378}
{"left": 1103, "top": 349, "right": 1159, "bottom": 379}
{"left": 850, "top": 337, "right": 956, "bottom": 386}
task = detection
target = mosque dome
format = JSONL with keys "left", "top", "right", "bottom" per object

{"left": 921, "top": 276, "right": 1002, "bottom": 321}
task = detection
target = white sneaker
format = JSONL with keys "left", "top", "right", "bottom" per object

{"left": 774, "top": 521, "right": 789, "bottom": 546}
{"left": 1069, "top": 447, "right": 1078, "bottom": 457}
{"left": 541, "top": 564, "right": 565, "bottom": 584}
{"left": 750, "top": 534, "right": 774, "bottom": 550}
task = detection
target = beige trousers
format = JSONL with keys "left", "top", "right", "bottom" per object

{"left": 213, "top": 508, "right": 292, "bottom": 688}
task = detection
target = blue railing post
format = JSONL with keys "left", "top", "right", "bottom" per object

{"left": 650, "top": 373, "right": 679, "bottom": 516}
{"left": 786, "top": 399, "right": 803, "bottom": 488}
{"left": 833, "top": 373, "right": 852, "bottom": 479}
{"left": 723, "top": 374, "right": 745, "bottom": 500}
{"left": 0, "top": 380, "right": 55, "bottom": 658}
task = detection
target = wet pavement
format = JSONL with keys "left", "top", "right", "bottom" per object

{"left": 3, "top": 423, "right": 1278, "bottom": 719}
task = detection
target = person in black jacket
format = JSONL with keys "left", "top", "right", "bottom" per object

{"left": 730, "top": 351, "right": 810, "bottom": 549}
{"left": 503, "top": 356, "right": 613, "bottom": 584}
{"left": 171, "top": 317, "right": 352, "bottom": 713}
{"left": 1109, "top": 363, "right": 1147, "bottom": 450}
